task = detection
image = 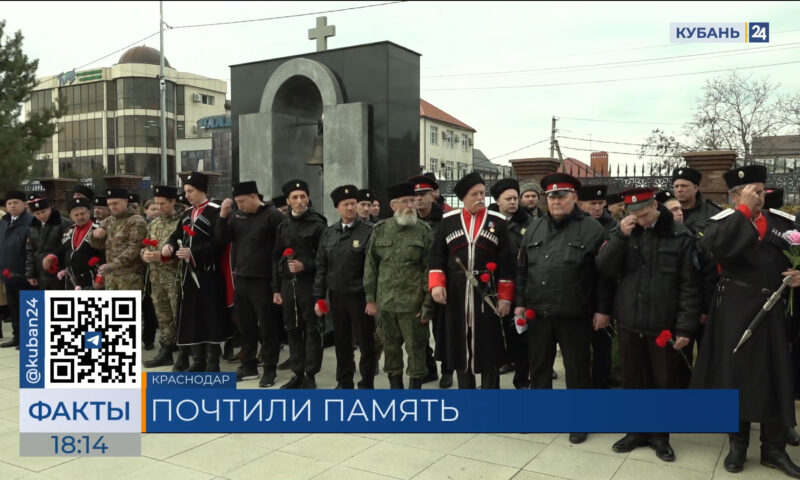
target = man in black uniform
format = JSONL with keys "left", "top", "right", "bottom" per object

{"left": 515, "top": 173, "right": 612, "bottom": 444}
{"left": 312, "top": 185, "right": 376, "bottom": 389}
{"left": 490, "top": 178, "right": 531, "bottom": 389}
{"left": 597, "top": 187, "right": 701, "bottom": 462}
{"left": 216, "top": 181, "right": 285, "bottom": 387}
{"left": 691, "top": 165, "right": 800, "bottom": 478}
{"left": 410, "top": 174, "right": 450, "bottom": 387}
{"left": 72, "top": 184, "right": 95, "bottom": 201}
{"left": 356, "top": 189, "right": 376, "bottom": 223}
{"left": 92, "top": 196, "right": 110, "bottom": 224}
{"left": 60, "top": 197, "right": 105, "bottom": 289}
{"left": 577, "top": 184, "right": 617, "bottom": 389}
{"left": 429, "top": 172, "right": 514, "bottom": 390}
{"left": 25, "top": 198, "right": 72, "bottom": 290}
{"left": 273, "top": 179, "right": 327, "bottom": 389}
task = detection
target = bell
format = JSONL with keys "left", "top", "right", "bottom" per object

{"left": 306, "top": 131, "right": 324, "bottom": 166}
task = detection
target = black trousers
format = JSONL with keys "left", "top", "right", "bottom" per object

{"left": 503, "top": 315, "right": 530, "bottom": 388}
{"left": 237, "top": 277, "right": 282, "bottom": 372}
{"left": 142, "top": 294, "right": 158, "bottom": 345}
{"left": 329, "top": 292, "right": 376, "bottom": 387}
{"left": 528, "top": 314, "right": 593, "bottom": 389}
{"left": 282, "top": 278, "right": 322, "bottom": 377}
{"left": 590, "top": 326, "right": 613, "bottom": 388}
{"left": 6, "top": 282, "right": 32, "bottom": 339}
{"left": 730, "top": 420, "right": 787, "bottom": 452}
{"left": 457, "top": 367, "right": 500, "bottom": 389}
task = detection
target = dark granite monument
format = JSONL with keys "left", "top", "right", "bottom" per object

{"left": 231, "top": 28, "right": 420, "bottom": 221}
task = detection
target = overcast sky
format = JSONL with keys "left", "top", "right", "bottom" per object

{"left": 2, "top": 1, "right": 799, "bottom": 169}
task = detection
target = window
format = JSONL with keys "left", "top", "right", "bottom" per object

{"left": 201, "top": 94, "right": 214, "bottom": 105}
{"left": 461, "top": 134, "right": 469, "bottom": 151}
{"left": 176, "top": 85, "right": 185, "bottom": 115}
{"left": 457, "top": 163, "right": 468, "bottom": 179}
{"left": 430, "top": 126, "right": 438, "bottom": 145}
{"left": 445, "top": 161, "right": 453, "bottom": 180}
{"left": 446, "top": 130, "right": 454, "bottom": 149}
{"left": 58, "top": 83, "right": 103, "bottom": 114}
{"left": 30, "top": 90, "right": 52, "bottom": 115}
{"left": 177, "top": 120, "right": 185, "bottom": 139}
{"left": 429, "top": 158, "right": 438, "bottom": 173}
{"left": 106, "top": 81, "right": 116, "bottom": 110}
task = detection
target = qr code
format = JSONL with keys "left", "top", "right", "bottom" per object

{"left": 46, "top": 291, "right": 141, "bottom": 388}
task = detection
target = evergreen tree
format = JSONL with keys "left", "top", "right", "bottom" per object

{"left": 0, "top": 20, "right": 63, "bottom": 193}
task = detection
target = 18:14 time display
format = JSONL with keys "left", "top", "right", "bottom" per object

{"left": 51, "top": 435, "right": 108, "bottom": 455}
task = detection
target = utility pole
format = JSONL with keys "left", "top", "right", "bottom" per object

{"left": 159, "top": 0, "right": 168, "bottom": 185}
{"left": 549, "top": 116, "right": 557, "bottom": 159}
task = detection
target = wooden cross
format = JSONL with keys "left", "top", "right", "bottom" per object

{"left": 308, "top": 16, "right": 335, "bottom": 52}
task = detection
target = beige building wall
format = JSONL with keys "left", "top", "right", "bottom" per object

{"left": 418, "top": 117, "right": 474, "bottom": 180}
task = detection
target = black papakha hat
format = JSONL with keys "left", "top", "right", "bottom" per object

{"left": 330, "top": 184, "right": 358, "bottom": 207}
{"left": 453, "top": 172, "right": 486, "bottom": 200}
{"left": 387, "top": 182, "right": 415, "bottom": 201}
{"left": 672, "top": 167, "right": 702, "bottom": 185}
{"left": 723, "top": 165, "right": 767, "bottom": 189}
{"left": 232, "top": 181, "right": 259, "bottom": 197}
{"left": 577, "top": 184, "right": 607, "bottom": 202}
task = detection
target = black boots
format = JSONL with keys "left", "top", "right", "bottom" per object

{"left": 762, "top": 447, "right": 800, "bottom": 478}
{"left": 172, "top": 346, "right": 190, "bottom": 372}
{"left": 725, "top": 437, "right": 748, "bottom": 473}
{"left": 188, "top": 344, "right": 207, "bottom": 372}
{"left": 408, "top": 377, "right": 422, "bottom": 389}
{"left": 389, "top": 375, "right": 404, "bottom": 389}
{"left": 206, "top": 344, "right": 221, "bottom": 372}
{"left": 144, "top": 343, "right": 175, "bottom": 368}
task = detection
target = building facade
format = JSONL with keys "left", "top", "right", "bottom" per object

{"left": 27, "top": 46, "right": 227, "bottom": 188}
{"left": 419, "top": 99, "right": 475, "bottom": 180}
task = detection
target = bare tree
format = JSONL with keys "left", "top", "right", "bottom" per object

{"left": 777, "top": 92, "right": 800, "bottom": 135}
{"left": 685, "top": 71, "right": 784, "bottom": 160}
{"left": 638, "top": 128, "right": 690, "bottom": 175}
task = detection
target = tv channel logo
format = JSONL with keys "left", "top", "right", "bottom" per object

{"left": 670, "top": 22, "right": 769, "bottom": 43}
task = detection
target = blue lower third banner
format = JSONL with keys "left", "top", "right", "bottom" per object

{"left": 145, "top": 389, "right": 738, "bottom": 433}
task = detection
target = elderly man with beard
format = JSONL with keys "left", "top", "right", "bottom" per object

{"left": 429, "top": 173, "right": 514, "bottom": 390}
{"left": 364, "top": 182, "right": 433, "bottom": 389}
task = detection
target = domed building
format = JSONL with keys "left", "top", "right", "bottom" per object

{"left": 27, "top": 45, "right": 227, "bottom": 193}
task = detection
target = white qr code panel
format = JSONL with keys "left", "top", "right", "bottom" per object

{"left": 45, "top": 291, "right": 141, "bottom": 389}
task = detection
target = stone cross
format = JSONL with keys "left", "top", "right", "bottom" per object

{"left": 308, "top": 16, "right": 335, "bottom": 52}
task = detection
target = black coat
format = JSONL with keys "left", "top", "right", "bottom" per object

{"left": 515, "top": 206, "right": 612, "bottom": 318}
{"left": 596, "top": 204, "right": 701, "bottom": 337}
{"left": 597, "top": 210, "right": 618, "bottom": 240}
{"left": 272, "top": 209, "right": 327, "bottom": 293}
{"left": 691, "top": 207, "right": 796, "bottom": 426}
{"left": 418, "top": 203, "right": 444, "bottom": 238}
{"left": 167, "top": 202, "right": 232, "bottom": 345}
{"left": 26, "top": 210, "right": 72, "bottom": 289}
{"left": 0, "top": 212, "right": 33, "bottom": 285}
{"left": 313, "top": 218, "right": 373, "bottom": 299}
{"left": 215, "top": 204, "right": 284, "bottom": 280}
{"left": 61, "top": 222, "right": 105, "bottom": 289}
{"left": 682, "top": 192, "right": 722, "bottom": 236}
{"left": 429, "top": 208, "right": 515, "bottom": 373}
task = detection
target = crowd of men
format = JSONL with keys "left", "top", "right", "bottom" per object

{"left": 2, "top": 164, "right": 800, "bottom": 478}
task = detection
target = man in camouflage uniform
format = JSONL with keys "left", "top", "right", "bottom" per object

{"left": 364, "top": 182, "right": 433, "bottom": 389}
{"left": 88, "top": 188, "right": 148, "bottom": 290}
{"left": 142, "top": 186, "right": 183, "bottom": 369}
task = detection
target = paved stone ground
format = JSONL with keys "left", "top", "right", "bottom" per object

{"left": 0, "top": 323, "right": 797, "bottom": 479}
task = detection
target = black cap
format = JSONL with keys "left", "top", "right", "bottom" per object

{"left": 27, "top": 192, "right": 39, "bottom": 202}
{"left": 232, "top": 181, "right": 259, "bottom": 197}
{"left": 3, "top": 190, "right": 26, "bottom": 205}
{"left": 577, "top": 185, "right": 608, "bottom": 202}
{"left": 490, "top": 178, "right": 520, "bottom": 201}
{"left": 282, "top": 179, "right": 309, "bottom": 197}
{"left": 423, "top": 171, "right": 438, "bottom": 182}
{"left": 672, "top": 167, "right": 702, "bottom": 185}
{"left": 655, "top": 190, "right": 676, "bottom": 203}
{"left": 453, "top": 172, "right": 486, "bottom": 200}
{"left": 723, "top": 165, "right": 768, "bottom": 189}
{"left": 356, "top": 189, "right": 375, "bottom": 203}
{"left": 128, "top": 193, "right": 141, "bottom": 204}
{"left": 68, "top": 197, "right": 92, "bottom": 211}
{"left": 330, "top": 184, "right": 358, "bottom": 207}
{"left": 764, "top": 187, "right": 784, "bottom": 210}
{"left": 184, "top": 171, "right": 209, "bottom": 192}
{"left": 153, "top": 185, "right": 178, "bottom": 199}
{"left": 92, "top": 196, "right": 108, "bottom": 207}
{"left": 408, "top": 175, "right": 439, "bottom": 193}
{"left": 176, "top": 193, "right": 190, "bottom": 206}
{"left": 271, "top": 195, "right": 287, "bottom": 208}
{"left": 72, "top": 184, "right": 95, "bottom": 200}
{"left": 540, "top": 173, "right": 580, "bottom": 195}
{"left": 106, "top": 188, "right": 128, "bottom": 200}
{"left": 387, "top": 182, "right": 415, "bottom": 201}
{"left": 28, "top": 198, "right": 50, "bottom": 212}
{"left": 605, "top": 192, "right": 623, "bottom": 205}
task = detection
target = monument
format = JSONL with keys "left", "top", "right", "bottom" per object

{"left": 232, "top": 17, "right": 421, "bottom": 221}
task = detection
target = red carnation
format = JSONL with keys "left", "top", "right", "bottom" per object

{"left": 150, "top": 239, "right": 159, "bottom": 247}
{"left": 486, "top": 262, "right": 497, "bottom": 272}
{"left": 516, "top": 317, "right": 526, "bottom": 327}
{"left": 316, "top": 299, "right": 329, "bottom": 314}
{"left": 2, "top": 269, "right": 10, "bottom": 279}
{"left": 282, "top": 248, "right": 295, "bottom": 257}
{"left": 182, "top": 225, "right": 196, "bottom": 237}
{"left": 160, "top": 255, "right": 169, "bottom": 263}
{"left": 45, "top": 255, "right": 59, "bottom": 274}
{"left": 655, "top": 329, "right": 673, "bottom": 348}
{"left": 88, "top": 256, "right": 100, "bottom": 267}
{"left": 525, "top": 309, "right": 536, "bottom": 320}
{"left": 142, "top": 238, "right": 151, "bottom": 247}
{"left": 94, "top": 274, "right": 104, "bottom": 285}
{"left": 479, "top": 273, "right": 490, "bottom": 283}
